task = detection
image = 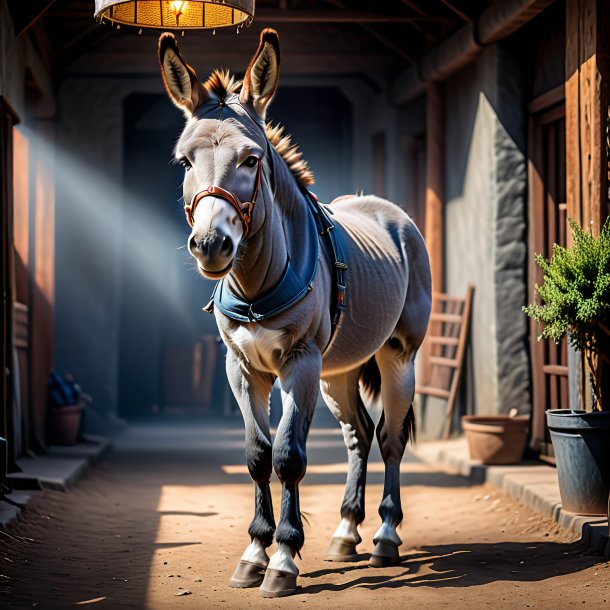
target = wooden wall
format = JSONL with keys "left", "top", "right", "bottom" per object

{"left": 565, "top": 0, "right": 609, "bottom": 237}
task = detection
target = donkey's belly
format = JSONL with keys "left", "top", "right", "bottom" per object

{"left": 320, "top": 265, "right": 408, "bottom": 375}
{"left": 320, "top": 202, "right": 412, "bottom": 375}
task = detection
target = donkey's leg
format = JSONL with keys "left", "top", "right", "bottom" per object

{"left": 225, "top": 351, "right": 276, "bottom": 589}
{"left": 259, "top": 342, "right": 321, "bottom": 598}
{"left": 371, "top": 339, "right": 417, "bottom": 568}
{"left": 320, "top": 369, "right": 375, "bottom": 561}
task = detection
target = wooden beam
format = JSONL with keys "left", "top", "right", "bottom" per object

{"left": 357, "top": 24, "right": 415, "bottom": 63}
{"left": 319, "top": 0, "right": 416, "bottom": 63}
{"left": 565, "top": 0, "right": 608, "bottom": 238}
{"left": 9, "top": 0, "right": 56, "bottom": 37}
{"left": 424, "top": 82, "right": 444, "bottom": 293}
{"left": 438, "top": 0, "right": 470, "bottom": 22}
{"left": 255, "top": 9, "right": 454, "bottom": 24}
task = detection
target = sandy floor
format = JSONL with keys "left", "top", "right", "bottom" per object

{"left": 1, "top": 416, "right": 609, "bottom": 609}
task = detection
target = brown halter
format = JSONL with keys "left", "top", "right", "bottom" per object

{"left": 184, "top": 158, "right": 263, "bottom": 239}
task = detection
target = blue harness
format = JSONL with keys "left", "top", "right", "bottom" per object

{"left": 192, "top": 95, "right": 348, "bottom": 340}
{"left": 212, "top": 191, "right": 347, "bottom": 332}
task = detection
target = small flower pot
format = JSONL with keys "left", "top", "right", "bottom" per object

{"left": 49, "top": 403, "right": 84, "bottom": 446}
{"left": 546, "top": 409, "right": 610, "bottom": 516}
{"left": 461, "top": 415, "right": 529, "bottom": 465}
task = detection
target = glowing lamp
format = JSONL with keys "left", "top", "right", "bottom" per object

{"left": 94, "top": 0, "right": 255, "bottom": 31}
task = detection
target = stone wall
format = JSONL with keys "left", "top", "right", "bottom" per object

{"left": 443, "top": 43, "right": 531, "bottom": 420}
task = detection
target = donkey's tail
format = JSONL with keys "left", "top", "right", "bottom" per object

{"left": 359, "top": 356, "right": 381, "bottom": 404}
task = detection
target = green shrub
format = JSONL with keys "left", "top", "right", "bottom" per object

{"left": 524, "top": 218, "right": 610, "bottom": 409}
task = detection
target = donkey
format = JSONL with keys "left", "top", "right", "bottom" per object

{"left": 158, "top": 28, "right": 431, "bottom": 597}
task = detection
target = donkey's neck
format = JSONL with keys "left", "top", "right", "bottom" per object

{"left": 227, "top": 150, "right": 311, "bottom": 303}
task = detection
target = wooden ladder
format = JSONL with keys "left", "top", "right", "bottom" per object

{"left": 417, "top": 285, "right": 474, "bottom": 439}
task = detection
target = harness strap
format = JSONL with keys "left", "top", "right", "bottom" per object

{"left": 204, "top": 190, "right": 347, "bottom": 349}
{"left": 185, "top": 158, "right": 262, "bottom": 238}
{"left": 305, "top": 192, "right": 347, "bottom": 337}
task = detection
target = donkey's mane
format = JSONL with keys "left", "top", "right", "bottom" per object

{"left": 203, "top": 69, "right": 315, "bottom": 188}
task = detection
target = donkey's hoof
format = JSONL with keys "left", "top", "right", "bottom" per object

{"left": 259, "top": 568, "right": 298, "bottom": 598}
{"left": 229, "top": 561, "right": 266, "bottom": 588}
{"left": 369, "top": 541, "right": 400, "bottom": 568}
{"left": 324, "top": 538, "right": 358, "bottom": 562}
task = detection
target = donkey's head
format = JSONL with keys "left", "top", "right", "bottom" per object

{"left": 158, "top": 29, "right": 281, "bottom": 278}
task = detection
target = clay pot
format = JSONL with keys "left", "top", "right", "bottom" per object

{"left": 49, "top": 403, "right": 84, "bottom": 446}
{"left": 462, "top": 415, "right": 529, "bottom": 465}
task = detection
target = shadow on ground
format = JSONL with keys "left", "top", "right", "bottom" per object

{"left": 300, "top": 540, "right": 597, "bottom": 593}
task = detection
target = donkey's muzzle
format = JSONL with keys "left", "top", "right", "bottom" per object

{"left": 189, "top": 230, "right": 234, "bottom": 274}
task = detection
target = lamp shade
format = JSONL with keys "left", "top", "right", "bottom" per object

{"left": 94, "top": 0, "right": 255, "bottom": 31}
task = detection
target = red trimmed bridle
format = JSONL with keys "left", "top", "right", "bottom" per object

{"left": 184, "top": 158, "right": 263, "bottom": 239}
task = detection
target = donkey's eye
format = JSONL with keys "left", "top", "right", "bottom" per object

{"left": 178, "top": 157, "right": 192, "bottom": 171}
{"left": 243, "top": 156, "right": 258, "bottom": 168}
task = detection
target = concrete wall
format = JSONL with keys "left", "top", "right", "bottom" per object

{"left": 442, "top": 43, "right": 530, "bottom": 419}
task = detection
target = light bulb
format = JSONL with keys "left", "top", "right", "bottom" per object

{"left": 169, "top": 1, "right": 187, "bottom": 20}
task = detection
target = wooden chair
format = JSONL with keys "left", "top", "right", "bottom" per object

{"left": 417, "top": 285, "right": 474, "bottom": 439}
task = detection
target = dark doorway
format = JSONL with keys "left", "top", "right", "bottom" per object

{"left": 528, "top": 87, "right": 568, "bottom": 459}
{"left": 268, "top": 86, "right": 353, "bottom": 202}
{"left": 119, "top": 94, "right": 219, "bottom": 420}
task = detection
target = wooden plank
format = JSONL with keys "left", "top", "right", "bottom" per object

{"left": 424, "top": 82, "right": 444, "bottom": 293}
{"left": 416, "top": 385, "right": 451, "bottom": 399}
{"left": 255, "top": 9, "right": 453, "bottom": 23}
{"left": 543, "top": 364, "right": 569, "bottom": 376}
{"left": 528, "top": 84, "right": 565, "bottom": 114}
{"left": 429, "top": 356, "right": 458, "bottom": 368}
{"left": 12, "top": 128, "right": 29, "bottom": 304}
{"left": 430, "top": 312, "right": 462, "bottom": 323}
{"left": 529, "top": 100, "right": 551, "bottom": 452}
{"left": 565, "top": 0, "right": 582, "bottom": 236}
{"left": 431, "top": 292, "right": 465, "bottom": 303}
{"left": 428, "top": 336, "right": 460, "bottom": 346}
{"left": 538, "top": 104, "right": 566, "bottom": 125}
{"left": 442, "top": 285, "right": 474, "bottom": 439}
{"left": 565, "top": 0, "right": 608, "bottom": 237}
{"left": 29, "top": 120, "right": 55, "bottom": 452}
{"left": 0, "top": 97, "right": 20, "bottom": 466}
{"left": 9, "top": 0, "right": 56, "bottom": 37}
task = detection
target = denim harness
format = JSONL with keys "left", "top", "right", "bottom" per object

{"left": 190, "top": 95, "right": 347, "bottom": 341}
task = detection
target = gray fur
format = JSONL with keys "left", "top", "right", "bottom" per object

{"left": 160, "top": 30, "right": 431, "bottom": 590}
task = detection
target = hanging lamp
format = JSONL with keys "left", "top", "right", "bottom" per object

{"left": 94, "top": 0, "right": 255, "bottom": 31}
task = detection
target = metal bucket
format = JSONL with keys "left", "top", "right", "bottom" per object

{"left": 546, "top": 409, "right": 610, "bottom": 516}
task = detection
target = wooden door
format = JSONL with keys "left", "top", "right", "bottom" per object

{"left": 404, "top": 134, "right": 426, "bottom": 229}
{"left": 0, "top": 98, "right": 19, "bottom": 471}
{"left": 528, "top": 87, "right": 568, "bottom": 458}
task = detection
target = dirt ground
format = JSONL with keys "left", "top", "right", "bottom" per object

{"left": 1, "top": 416, "right": 609, "bottom": 610}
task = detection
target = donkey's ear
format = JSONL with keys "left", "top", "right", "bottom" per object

{"left": 239, "top": 28, "right": 280, "bottom": 119}
{"left": 158, "top": 33, "right": 208, "bottom": 117}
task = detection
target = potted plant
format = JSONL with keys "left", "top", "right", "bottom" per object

{"left": 524, "top": 218, "right": 610, "bottom": 515}
{"left": 48, "top": 372, "right": 85, "bottom": 446}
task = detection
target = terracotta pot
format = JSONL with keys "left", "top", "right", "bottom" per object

{"left": 49, "top": 403, "right": 84, "bottom": 446}
{"left": 462, "top": 415, "right": 529, "bottom": 465}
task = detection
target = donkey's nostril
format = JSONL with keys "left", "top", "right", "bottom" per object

{"left": 220, "top": 235, "right": 233, "bottom": 255}
{"left": 189, "top": 236, "right": 198, "bottom": 253}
